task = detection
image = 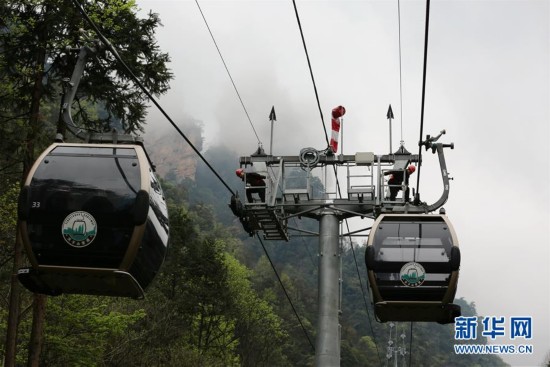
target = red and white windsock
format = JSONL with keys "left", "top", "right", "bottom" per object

{"left": 330, "top": 105, "right": 346, "bottom": 153}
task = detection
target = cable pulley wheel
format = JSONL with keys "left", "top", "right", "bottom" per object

{"left": 299, "top": 147, "right": 320, "bottom": 169}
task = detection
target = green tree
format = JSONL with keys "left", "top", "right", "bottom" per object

{"left": 225, "top": 254, "right": 288, "bottom": 366}
{"left": 108, "top": 204, "right": 209, "bottom": 366}
{"left": 0, "top": 183, "right": 18, "bottom": 262}
{"left": 251, "top": 256, "right": 315, "bottom": 366}
{"left": 35, "top": 296, "right": 145, "bottom": 366}
{"left": 0, "top": 1, "right": 172, "bottom": 364}
{"left": 0, "top": 0, "right": 172, "bottom": 138}
{"left": 99, "top": 193, "right": 290, "bottom": 366}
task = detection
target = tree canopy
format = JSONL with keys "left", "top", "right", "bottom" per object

{"left": 0, "top": 0, "right": 172, "bottom": 175}
{"left": 0, "top": 1, "right": 172, "bottom": 365}
{"left": 0, "top": 2, "right": 520, "bottom": 365}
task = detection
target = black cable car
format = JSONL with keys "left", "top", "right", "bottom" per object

{"left": 17, "top": 142, "right": 169, "bottom": 299}
{"left": 365, "top": 214, "right": 461, "bottom": 324}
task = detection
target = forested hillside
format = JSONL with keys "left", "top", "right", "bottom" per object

{"left": 0, "top": 1, "right": 510, "bottom": 364}
{"left": 0, "top": 122, "right": 510, "bottom": 365}
{"left": 160, "top": 132, "right": 510, "bottom": 367}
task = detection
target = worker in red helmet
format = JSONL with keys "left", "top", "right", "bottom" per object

{"left": 236, "top": 168, "right": 266, "bottom": 203}
{"left": 385, "top": 165, "right": 416, "bottom": 201}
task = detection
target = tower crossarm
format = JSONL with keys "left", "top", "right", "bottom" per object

{"left": 240, "top": 153, "right": 420, "bottom": 167}
{"left": 231, "top": 143, "right": 452, "bottom": 240}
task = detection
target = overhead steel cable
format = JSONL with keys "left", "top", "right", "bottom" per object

{"left": 342, "top": 222, "right": 383, "bottom": 366}
{"left": 335, "top": 168, "right": 383, "bottom": 365}
{"left": 195, "top": 0, "right": 262, "bottom": 146}
{"left": 415, "top": 0, "right": 431, "bottom": 194}
{"left": 291, "top": 218, "right": 317, "bottom": 268}
{"left": 71, "top": 0, "right": 235, "bottom": 196}
{"left": 257, "top": 235, "right": 316, "bottom": 352}
{"left": 292, "top": 2, "right": 383, "bottom": 361}
{"left": 409, "top": 322, "right": 414, "bottom": 366}
{"left": 292, "top": 0, "right": 342, "bottom": 206}
{"left": 292, "top": 0, "right": 330, "bottom": 148}
{"left": 397, "top": 0, "right": 404, "bottom": 144}
{"left": 192, "top": 2, "right": 319, "bottom": 354}
{"left": 324, "top": 162, "right": 384, "bottom": 365}
{"left": 320, "top": 124, "right": 382, "bottom": 364}
{"left": 410, "top": 2, "right": 432, "bottom": 364}
{"left": 193, "top": 3, "right": 316, "bottom": 351}
{"left": 73, "top": 0, "right": 317, "bottom": 356}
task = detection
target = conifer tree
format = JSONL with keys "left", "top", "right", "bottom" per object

{"left": 0, "top": 1, "right": 172, "bottom": 364}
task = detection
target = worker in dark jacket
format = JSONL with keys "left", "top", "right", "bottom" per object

{"left": 385, "top": 165, "right": 415, "bottom": 201}
{"left": 236, "top": 168, "right": 266, "bottom": 202}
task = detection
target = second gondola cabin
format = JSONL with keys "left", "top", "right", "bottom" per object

{"left": 17, "top": 142, "right": 169, "bottom": 299}
{"left": 365, "top": 213, "right": 461, "bottom": 324}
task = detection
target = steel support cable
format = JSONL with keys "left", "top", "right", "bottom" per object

{"left": 297, "top": 5, "right": 381, "bottom": 358}
{"left": 322, "top": 163, "right": 384, "bottom": 364}
{"left": 71, "top": 0, "right": 235, "bottom": 196}
{"left": 397, "top": 0, "right": 404, "bottom": 143}
{"left": 292, "top": 218, "right": 317, "bottom": 268}
{"left": 290, "top": 0, "right": 403, "bottom": 363}
{"left": 196, "top": 14, "right": 317, "bottom": 338}
{"left": 75, "top": 0, "right": 312, "bottom": 355}
{"left": 415, "top": 0, "right": 431, "bottom": 193}
{"left": 343, "top": 221, "right": 383, "bottom": 367}
{"left": 409, "top": 322, "right": 414, "bottom": 366}
{"left": 256, "top": 234, "right": 316, "bottom": 352}
{"left": 291, "top": 0, "right": 342, "bottom": 212}
{"left": 317, "top": 107, "right": 382, "bottom": 362}
{"left": 331, "top": 164, "right": 382, "bottom": 365}
{"left": 411, "top": 5, "right": 431, "bottom": 362}
{"left": 194, "top": 0, "right": 262, "bottom": 146}
{"left": 328, "top": 142, "right": 385, "bottom": 364}
{"left": 292, "top": 0, "right": 330, "bottom": 148}
{"left": 290, "top": 5, "right": 376, "bottom": 355}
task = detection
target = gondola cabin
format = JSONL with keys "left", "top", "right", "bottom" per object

{"left": 365, "top": 214, "right": 461, "bottom": 323}
{"left": 17, "top": 142, "right": 169, "bottom": 299}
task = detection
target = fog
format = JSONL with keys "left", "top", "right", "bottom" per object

{"left": 138, "top": 1, "right": 549, "bottom": 365}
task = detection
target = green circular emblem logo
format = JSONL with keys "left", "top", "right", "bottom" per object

{"left": 400, "top": 262, "right": 426, "bottom": 287}
{"left": 61, "top": 211, "right": 97, "bottom": 248}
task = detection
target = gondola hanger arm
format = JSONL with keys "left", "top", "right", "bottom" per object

{"left": 423, "top": 130, "right": 455, "bottom": 212}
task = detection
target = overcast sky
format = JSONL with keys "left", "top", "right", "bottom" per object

{"left": 137, "top": 1, "right": 549, "bottom": 365}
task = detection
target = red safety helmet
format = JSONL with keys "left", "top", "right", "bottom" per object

{"left": 236, "top": 168, "right": 244, "bottom": 177}
{"left": 407, "top": 165, "right": 416, "bottom": 173}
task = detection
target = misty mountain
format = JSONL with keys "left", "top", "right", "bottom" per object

{"left": 145, "top": 119, "right": 204, "bottom": 181}
{"left": 146, "top": 118, "right": 507, "bottom": 366}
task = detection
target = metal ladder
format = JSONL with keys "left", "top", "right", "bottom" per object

{"left": 246, "top": 205, "right": 289, "bottom": 241}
